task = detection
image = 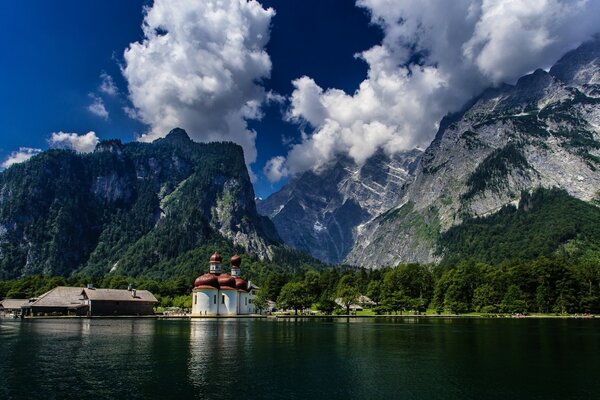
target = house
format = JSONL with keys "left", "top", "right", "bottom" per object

{"left": 24, "top": 286, "right": 157, "bottom": 316}
{"left": 191, "top": 253, "right": 257, "bottom": 316}
{"left": 0, "top": 299, "right": 30, "bottom": 317}
{"left": 25, "top": 286, "right": 88, "bottom": 316}
{"left": 81, "top": 287, "right": 157, "bottom": 315}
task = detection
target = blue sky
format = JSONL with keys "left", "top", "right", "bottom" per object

{"left": 1, "top": 1, "right": 599, "bottom": 198}
{"left": 0, "top": 0, "right": 380, "bottom": 197}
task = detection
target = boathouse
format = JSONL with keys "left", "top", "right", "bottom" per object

{"left": 26, "top": 286, "right": 88, "bottom": 316}
{"left": 23, "top": 286, "right": 157, "bottom": 316}
{"left": 80, "top": 287, "right": 157, "bottom": 315}
{"left": 0, "top": 299, "right": 30, "bottom": 317}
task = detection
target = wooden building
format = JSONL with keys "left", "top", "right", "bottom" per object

{"left": 26, "top": 286, "right": 88, "bottom": 316}
{"left": 81, "top": 287, "right": 157, "bottom": 316}
{"left": 0, "top": 299, "right": 30, "bottom": 317}
{"left": 23, "top": 286, "right": 157, "bottom": 316}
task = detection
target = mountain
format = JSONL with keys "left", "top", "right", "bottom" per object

{"left": 347, "top": 37, "right": 600, "bottom": 267}
{"left": 257, "top": 149, "right": 422, "bottom": 264}
{"left": 0, "top": 128, "right": 281, "bottom": 279}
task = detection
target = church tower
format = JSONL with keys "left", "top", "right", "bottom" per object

{"left": 231, "top": 255, "right": 242, "bottom": 277}
{"left": 209, "top": 252, "right": 222, "bottom": 274}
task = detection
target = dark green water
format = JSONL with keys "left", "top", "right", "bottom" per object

{"left": 0, "top": 317, "right": 599, "bottom": 399}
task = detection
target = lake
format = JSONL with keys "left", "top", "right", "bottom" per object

{"left": 0, "top": 317, "right": 599, "bottom": 399}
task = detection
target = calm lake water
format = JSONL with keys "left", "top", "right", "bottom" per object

{"left": 0, "top": 317, "right": 599, "bottom": 399}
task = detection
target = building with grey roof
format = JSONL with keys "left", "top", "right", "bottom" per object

{"left": 81, "top": 287, "right": 157, "bottom": 316}
{"left": 26, "top": 286, "right": 88, "bottom": 316}
{"left": 0, "top": 299, "right": 31, "bottom": 317}
{"left": 23, "top": 286, "right": 157, "bottom": 316}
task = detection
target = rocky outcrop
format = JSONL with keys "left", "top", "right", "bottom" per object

{"left": 257, "top": 149, "right": 422, "bottom": 264}
{"left": 347, "top": 37, "right": 600, "bottom": 268}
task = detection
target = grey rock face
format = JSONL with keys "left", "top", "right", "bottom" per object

{"left": 347, "top": 37, "right": 600, "bottom": 268}
{"left": 257, "top": 149, "right": 422, "bottom": 264}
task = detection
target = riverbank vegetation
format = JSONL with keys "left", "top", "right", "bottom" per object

{"left": 1, "top": 253, "right": 598, "bottom": 315}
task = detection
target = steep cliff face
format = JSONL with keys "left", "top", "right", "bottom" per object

{"left": 347, "top": 38, "right": 600, "bottom": 268}
{"left": 257, "top": 149, "right": 422, "bottom": 264}
{"left": 0, "top": 128, "right": 280, "bottom": 278}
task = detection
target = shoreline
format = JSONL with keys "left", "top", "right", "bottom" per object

{"left": 5, "top": 313, "right": 597, "bottom": 321}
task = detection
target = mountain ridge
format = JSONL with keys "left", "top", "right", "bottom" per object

{"left": 257, "top": 148, "right": 422, "bottom": 264}
{"left": 346, "top": 37, "right": 600, "bottom": 267}
{"left": 0, "top": 128, "right": 283, "bottom": 279}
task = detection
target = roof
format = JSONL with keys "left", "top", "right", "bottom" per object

{"left": 29, "top": 286, "right": 84, "bottom": 308}
{"left": 0, "top": 299, "right": 30, "bottom": 309}
{"left": 83, "top": 288, "right": 157, "bottom": 303}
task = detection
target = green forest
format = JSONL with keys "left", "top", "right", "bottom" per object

{"left": 1, "top": 253, "right": 599, "bottom": 315}
{"left": 0, "top": 133, "right": 599, "bottom": 317}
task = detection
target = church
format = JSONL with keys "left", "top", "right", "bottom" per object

{"left": 191, "top": 252, "right": 256, "bottom": 316}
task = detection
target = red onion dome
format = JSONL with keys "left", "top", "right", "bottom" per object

{"left": 217, "top": 273, "right": 236, "bottom": 288}
{"left": 235, "top": 278, "right": 248, "bottom": 291}
{"left": 210, "top": 252, "right": 222, "bottom": 263}
{"left": 195, "top": 273, "right": 219, "bottom": 288}
{"left": 230, "top": 255, "right": 242, "bottom": 268}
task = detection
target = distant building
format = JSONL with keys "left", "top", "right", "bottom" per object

{"left": 23, "top": 286, "right": 157, "bottom": 316}
{"left": 0, "top": 299, "right": 30, "bottom": 317}
{"left": 26, "top": 286, "right": 88, "bottom": 316}
{"left": 81, "top": 287, "right": 157, "bottom": 316}
{"left": 191, "top": 253, "right": 257, "bottom": 316}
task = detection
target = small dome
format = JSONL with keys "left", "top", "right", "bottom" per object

{"left": 210, "top": 252, "right": 222, "bottom": 263}
{"left": 230, "top": 255, "right": 242, "bottom": 268}
{"left": 235, "top": 278, "right": 248, "bottom": 291}
{"left": 218, "top": 273, "right": 236, "bottom": 288}
{"left": 195, "top": 273, "right": 219, "bottom": 289}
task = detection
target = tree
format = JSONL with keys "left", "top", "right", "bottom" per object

{"left": 382, "top": 290, "right": 410, "bottom": 315}
{"left": 366, "top": 280, "right": 382, "bottom": 305}
{"left": 473, "top": 284, "right": 498, "bottom": 313}
{"left": 253, "top": 290, "right": 269, "bottom": 313}
{"left": 304, "top": 270, "right": 322, "bottom": 299}
{"left": 336, "top": 275, "right": 359, "bottom": 315}
{"left": 316, "top": 293, "right": 338, "bottom": 315}
{"left": 337, "top": 286, "right": 360, "bottom": 315}
{"left": 500, "top": 285, "right": 528, "bottom": 314}
{"left": 277, "top": 282, "right": 312, "bottom": 315}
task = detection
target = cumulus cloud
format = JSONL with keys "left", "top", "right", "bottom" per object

{"left": 263, "top": 156, "right": 289, "bottom": 182}
{"left": 122, "top": 0, "right": 275, "bottom": 165}
{"left": 99, "top": 72, "right": 118, "bottom": 96}
{"left": 1, "top": 147, "right": 42, "bottom": 169}
{"left": 265, "top": 0, "right": 600, "bottom": 181}
{"left": 87, "top": 94, "right": 109, "bottom": 119}
{"left": 48, "top": 131, "right": 100, "bottom": 153}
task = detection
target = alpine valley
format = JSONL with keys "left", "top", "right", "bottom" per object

{"left": 260, "top": 37, "right": 600, "bottom": 268}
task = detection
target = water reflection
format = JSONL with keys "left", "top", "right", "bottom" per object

{"left": 1, "top": 318, "right": 599, "bottom": 399}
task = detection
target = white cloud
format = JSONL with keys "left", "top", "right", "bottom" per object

{"left": 263, "top": 156, "right": 289, "bottom": 182}
{"left": 1, "top": 147, "right": 42, "bottom": 169}
{"left": 122, "top": 0, "right": 275, "bottom": 166}
{"left": 87, "top": 94, "right": 109, "bottom": 119}
{"left": 99, "top": 72, "right": 118, "bottom": 96}
{"left": 48, "top": 131, "right": 100, "bottom": 153}
{"left": 267, "top": 0, "right": 600, "bottom": 180}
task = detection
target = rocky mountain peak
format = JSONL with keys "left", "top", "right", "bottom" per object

{"left": 156, "top": 128, "right": 192, "bottom": 146}
{"left": 258, "top": 149, "right": 422, "bottom": 264}
{"left": 345, "top": 37, "right": 600, "bottom": 268}
{"left": 550, "top": 35, "right": 600, "bottom": 93}
{"left": 94, "top": 139, "right": 124, "bottom": 154}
